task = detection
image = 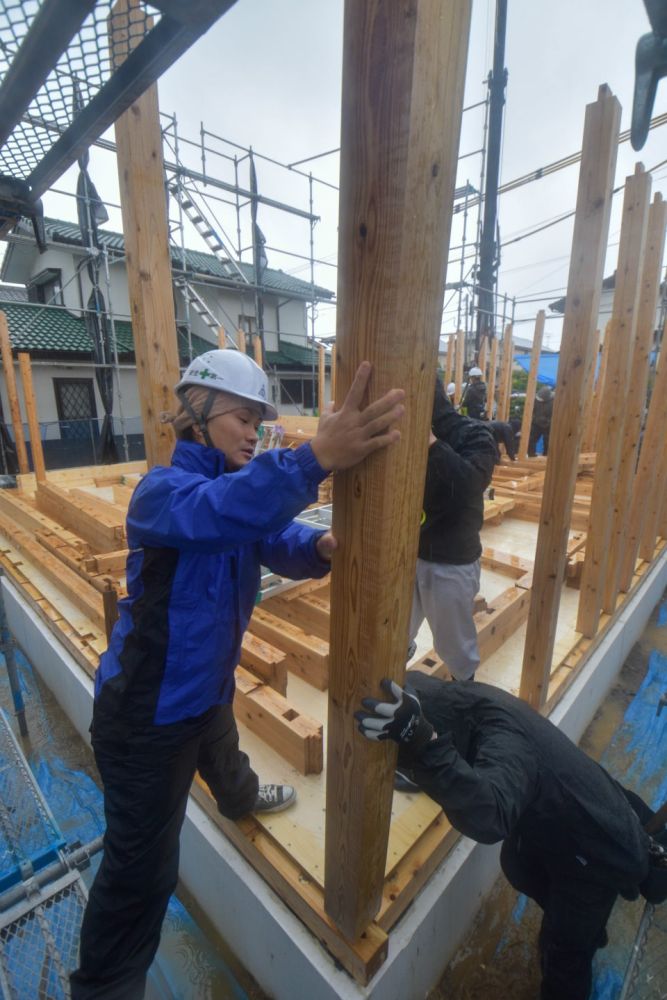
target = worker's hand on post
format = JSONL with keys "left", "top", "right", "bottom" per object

{"left": 355, "top": 678, "right": 434, "bottom": 753}
{"left": 315, "top": 531, "right": 337, "bottom": 562}
{"left": 310, "top": 362, "right": 405, "bottom": 472}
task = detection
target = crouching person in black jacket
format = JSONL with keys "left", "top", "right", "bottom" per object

{"left": 356, "top": 674, "right": 667, "bottom": 1000}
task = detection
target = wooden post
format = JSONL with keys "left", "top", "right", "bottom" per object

{"left": 444, "top": 334, "right": 454, "bottom": 385}
{"left": 454, "top": 328, "right": 465, "bottom": 405}
{"left": 252, "top": 333, "right": 263, "bottom": 367}
{"left": 496, "top": 323, "right": 513, "bottom": 421}
{"left": 487, "top": 334, "right": 499, "bottom": 419}
{"left": 578, "top": 329, "right": 599, "bottom": 447}
{"left": 318, "top": 343, "right": 326, "bottom": 415}
{"left": 0, "top": 312, "right": 29, "bottom": 473}
{"left": 621, "top": 322, "right": 667, "bottom": 586}
{"left": 518, "top": 312, "right": 544, "bottom": 460}
{"left": 582, "top": 322, "right": 611, "bottom": 452}
{"left": 331, "top": 341, "right": 337, "bottom": 402}
{"left": 109, "top": 0, "right": 180, "bottom": 469}
{"left": 324, "top": 0, "right": 472, "bottom": 939}
{"left": 477, "top": 336, "right": 487, "bottom": 377}
{"left": 236, "top": 329, "right": 246, "bottom": 353}
{"left": 17, "top": 353, "right": 46, "bottom": 482}
{"left": 217, "top": 326, "right": 227, "bottom": 349}
{"left": 577, "top": 165, "right": 650, "bottom": 637}
{"left": 519, "top": 86, "right": 621, "bottom": 708}
{"left": 603, "top": 193, "right": 666, "bottom": 609}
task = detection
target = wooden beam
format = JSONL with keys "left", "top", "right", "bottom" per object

{"left": 249, "top": 606, "right": 329, "bottom": 690}
{"left": 495, "top": 323, "right": 513, "bottom": 422}
{"left": 487, "top": 334, "right": 498, "bottom": 421}
{"left": 581, "top": 323, "right": 610, "bottom": 452}
{"left": 603, "top": 193, "right": 666, "bottom": 610}
{"left": 109, "top": 0, "right": 180, "bottom": 469}
{"left": 518, "top": 311, "right": 544, "bottom": 460}
{"left": 0, "top": 312, "right": 29, "bottom": 473}
{"left": 639, "top": 391, "right": 667, "bottom": 562}
{"left": 217, "top": 326, "right": 226, "bottom": 349}
{"left": 318, "top": 343, "right": 326, "bottom": 415}
{"left": 324, "top": 0, "right": 472, "bottom": 939}
{"left": 577, "top": 164, "right": 650, "bottom": 636}
{"left": 36, "top": 483, "right": 126, "bottom": 552}
{"left": 239, "top": 633, "right": 287, "bottom": 695}
{"left": 236, "top": 329, "right": 246, "bottom": 353}
{"left": 454, "top": 328, "right": 465, "bottom": 405}
{"left": 444, "top": 334, "right": 454, "bottom": 385}
{"left": 621, "top": 323, "right": 667, "bottom": 583}
{"left": 17, "top": 353, "right": 46, "bottom": 482}
{"left": 519, "top": 86, "right": 621, "bottom": 708}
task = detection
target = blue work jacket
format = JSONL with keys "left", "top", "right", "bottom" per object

{"left": 95, "top": 439, "right": 329, "bottom": 725}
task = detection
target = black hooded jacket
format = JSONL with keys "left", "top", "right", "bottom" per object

{"left": 418, "top": 390, "right": 498, "bottom": 564}
{"left": 401, "top": 674, "right": 650, "bottom": 895}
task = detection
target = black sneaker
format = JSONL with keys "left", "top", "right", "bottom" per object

{"left": 254, "top": 784, "right": 297, "bottom": 814}
{"left": 394, "top": 770, "right": 420, "bottom": 793}
{"left": 406, "top": 640, "right": 417, "bottom": 661}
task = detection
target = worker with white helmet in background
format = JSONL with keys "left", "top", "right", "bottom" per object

{"left": 71, "top": 349, "right": 405, "bottom": 1000}
{"left": 460, "top": 365, "right": 487, "bottom": 420}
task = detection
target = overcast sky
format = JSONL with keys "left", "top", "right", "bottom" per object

{"left": 42, "top": 0, "right": 667, "bottom": 351}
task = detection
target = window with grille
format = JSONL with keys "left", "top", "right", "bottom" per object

{"left": 53, "top": 379, "right": 97, "bottom": 442}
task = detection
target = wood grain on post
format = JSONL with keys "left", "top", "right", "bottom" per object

{"left": 252, "top": 333, "right": 263, "bottom": 367}
{"left": 519, "top": 86, "right": 621, "bottom": 709}
{"left": 217, "top": 326, "right": 227, "bottom": 349}
{"left": 454, "top": 328, "right": 465, "bottom": 405}
{"left": 318, "top": 344, "right": 326, "bottom": 415}
{"left": 488, "top": 335, "right": 498, "bottom": 419}
{"left": 324, "top": 0, "right": 472, "bottom": 939}
{"left": 621, "top": 322, "right": 667, "bottom": 585}
{"left": 603, "top": 193, "right": 666, "bottom": 609}
{"left": 579, "top": 330, "right": 599, "bottom": 447}
{"left": 582, "top": 322, "right": 611, "bottom": 452}
{"left": 331, "top": 341, "right": 337, "bottom": 401}
{"left": 236, "top": 329, "right": 246, "bottom": 353}
{"left": 444, "top": 334, "right": 454, "bottom": 385}
{"left": 496, "top": 324, "right": 513, "bottom": 422}
{"left": 518, "top": 312, "right": 545, "bottom": 460}
{"left": 638, "top": 334, "right": 667, "bottom": 562}
{"left": 0, "top": 312, "right": 29, "bottom": 472}
{"left": 17, "top": 353, "right": 46, "bottom": 482}
{"left": 477, "top": 336, "right": 487, "bottom": 378}
{"left": 109, "top": 0, "right": 180, "bottom": 468}
{"left": 577, "top": 165, "right": 650, "bottom": 636}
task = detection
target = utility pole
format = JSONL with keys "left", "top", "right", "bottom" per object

{"left": 475, "top": 0, "right": 508, "bottom": 354}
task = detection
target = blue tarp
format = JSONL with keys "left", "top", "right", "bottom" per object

{"left": 514, "top": 351, "right": 656, "bottom": 388}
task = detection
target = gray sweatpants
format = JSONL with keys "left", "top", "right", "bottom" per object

{"left": 408, "top": 558, "right": 481, "bottom": 680}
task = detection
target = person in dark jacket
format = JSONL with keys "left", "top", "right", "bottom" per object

{"left": 70, "top": 350, "right": 405, "bottom": 1000}
{"left": 488, "top": 419, "right": 518, "bottom": 461}
{"left": 528, "top": 385, "right": 554, "bottom": 456}
{"left": 356, "top": 673, "right": 667, "bottom": 1000}
{"left": 459, "top": 366, "right": 487, "bottom": 420}
{"left": 407, "top": 377, "right": 497, "bottom": 681}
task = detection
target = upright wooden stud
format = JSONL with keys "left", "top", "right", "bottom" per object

{"left": 577, "top": 165, "right": 650, "bottom": 636}
{"left": 318, "top": 344, "right": 326, "bottom": 415}
{"left": 252, "top": 334, "right": 263, "bottom": 367}
{"left": 496, "top": 323, "right": 513, "bottom": 422}
{"left": 487, "top": 334, "right": 499, "bottom": 419}
{"left": 454, "top": 328, "right": 465, "bottom": 405}
{"left": 518, "top": 312, "right": 545, "bottom": 460}
{"left": 0, "top": 312, "right": 29, "bottom": 473}
{"left": 582, "top": 322, "right": 611, "bottom": 452}
{"left": 603, "top": 193, "right": 666, "bottom": 609}
{"left": 331, "top": 341, "right": 338, "bottom": 402}
{"left": 109, "top": 0, "right": 180, "bottom": 468}
{"left": 444, "top": 334, "right": 454, "bottom": 386}
{"left": 520, "top": 86, "right": 621, "bottom": 708}
{"left": 17, "top": 353, "right": 46, "bottom": 482}
{"left": 324, "top": 0, "right": 472, "bottom": 939}
{"left": 621, "top": 323, "right": 667, "bottom": 586}
{"left": 578, "top": 329, "right": 599, "bottom": 447}
{"left": 236, "top": 329, "right": 246, "bottom": 353}
{"left": 477, "top": 336, "right": 487, "bottom": 378}
{"left": 217, "top": 326, "right": 227, "bottom": 349}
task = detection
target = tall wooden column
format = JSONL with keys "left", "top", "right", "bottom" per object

{"left": 603, "top": 193, "right": 666, "bottom": 610}
{"left": 518, "top": 312, "right": 544, "bottom": 460}
{"left": 444, "top": 334, "right": 454, "bottom": 385}
{"left": 620, "top": 322, "right": 667, "bottom": 587}
{"left": 109, "top": 0, "right": 180, "bottom": 468}
{"left": 638, "top": 338, "right": 667, "bottom": 562}
{"left": 18, "top": 353, "right": 46, "bottom": 482}
{"left": 487, "top": 335, "right": 499, "bottom": 419}
{"left": 582, "top": 322, "right": 610, "bottom": 453}
{"left": 454, "top": 328, "right": 465, "bottom": 405}
{"left": 576, "top": 165, "right": 650, "bottom": 637}
{"left": 324, "top": 0, "right": 472, "bottom": 939}
{"left": 0, "top": 312, "right": 29, "bottom": 473}
{"left": 496, "top": 323, "right": 513, "bottom": 421}
{"left": 520, "top": 86, "right": 621, "bottom": 709}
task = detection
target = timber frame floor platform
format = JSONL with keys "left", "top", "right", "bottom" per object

{"left": 0, "top": 457, "right": 665, "bottom": 989}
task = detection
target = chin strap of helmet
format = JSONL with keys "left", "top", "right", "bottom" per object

{"left": 178, "top": 388, "right": 218, "bottom": 449}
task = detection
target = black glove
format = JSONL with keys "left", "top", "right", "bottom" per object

{"left": 355, "top": 678, "right": 434, "bottom": 754}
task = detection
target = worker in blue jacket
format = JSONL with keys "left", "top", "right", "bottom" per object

{"left": 70, "top": 349, "right": 405, "bottom": 1000}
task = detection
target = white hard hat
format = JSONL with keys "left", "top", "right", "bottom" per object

{"left": 469, "top": 366, "right": 483, "bottom": 377}
{"left": 175, "top": 349, "right": 278, "bottom": 420}
{"left": 446, "top": 382, "right": 456, "bottom": 395}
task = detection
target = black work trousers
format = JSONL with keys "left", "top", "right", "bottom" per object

{"left": 70, "top": 703, "right": 258, "bottom": 1000}
{"left": 500, "top": 834, "right": 617, "bottom": 1000}
{"left": 528, "top": 424, "right": 550, "bottom": 457}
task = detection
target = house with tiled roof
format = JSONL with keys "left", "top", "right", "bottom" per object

{"left": 0, "top": 218, "right": 335, "bottom": 469}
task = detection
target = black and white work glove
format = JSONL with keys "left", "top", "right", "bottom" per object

{"left": 355, "top": 679, "right": 434, "bottom": 754}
